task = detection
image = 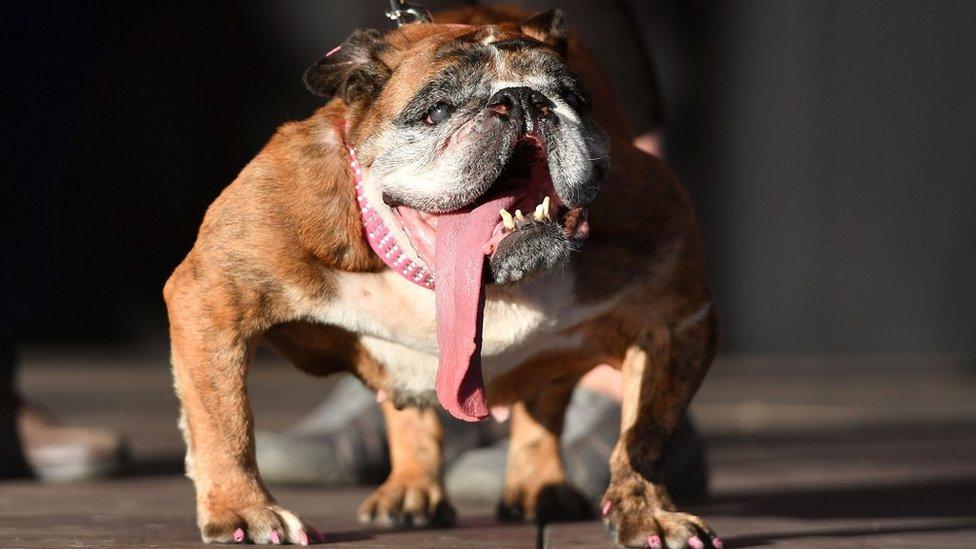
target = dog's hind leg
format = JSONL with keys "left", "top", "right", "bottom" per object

{"left": 602, "top": 305, "right": 720, "bottom": 549}
{"left": 497, "top": 376, "right": 594, "bottom": 523}
{"left": 357, "top": 401, "right": 456, "bottom": 528}
{"left": 166, "top": 267, "right": 318, "bottom": 545}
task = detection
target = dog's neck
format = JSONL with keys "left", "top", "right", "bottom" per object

{"left": 347, "top": 145, "right": 436, "bottom": 289}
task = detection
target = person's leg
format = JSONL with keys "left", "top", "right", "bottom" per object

{"left": 256, "top": 376, "right": 392, "bottom": 484}
{"left": 256, "top": 375, "right": 497, "bottom": 484}
{"left": 0, "top": 2, "right": 127, "bottom": 483}
{"left": 445, "top": 372, "right": 709, "bottom": 505}
{"left": 0, "top": 326, "right": 129, "bottom": 482}
{"left": 0, "top": 331, "right": 29, "bottom": 479}
{"left": 258, "top": 368, "right": 708, "bottom": 502}
{"left": 0, "top": 328, "right": 130, "bottom": 482}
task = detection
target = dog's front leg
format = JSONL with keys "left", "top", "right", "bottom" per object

{"left": 497, "top": 381, "right": 593, "bottom": 523}
{"left": 357, "top": 401, "right": 456, "bottom": 528}
{"left": 603, "top": 312, "right": 720, "bottom": 549}
{"left": 167, "top": 273, "right": 316, "bottom": 545}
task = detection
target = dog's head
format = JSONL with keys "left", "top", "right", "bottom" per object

{"left": 305, "top": 11, "right": 609, "bottom": 286}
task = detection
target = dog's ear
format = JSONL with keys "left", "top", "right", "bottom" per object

{"left": 304, "top": 29, "right": 391, "bottom": 103}
{"left": 520, "top": 9, "right": 568, "bottom": 56}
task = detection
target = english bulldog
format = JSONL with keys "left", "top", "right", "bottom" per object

{"left": 164, "top": 6, "right": 720, "bottom": 548}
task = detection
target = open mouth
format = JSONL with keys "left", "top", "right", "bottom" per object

{"left": 389, "top": 135, "right": 590, "bottom": 273}
{"left": 354, "top": 134, "right": 592, "bottom": 424}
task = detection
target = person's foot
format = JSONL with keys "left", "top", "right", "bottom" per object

{"left": 256, "top": 376, "right": 392, "bottom": 484}
{"left": 0, "top": 400, "right": 128, "bottom": 481}
{"left": 445, "top": 388, "right": 709, "bottom": 505}
{"left": 256, "top": 377, "right": 709, "bottom": 502}
{"left": 256, "top": 375, "right": 501, "bottom": 485}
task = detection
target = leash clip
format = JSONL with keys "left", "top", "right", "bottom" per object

{"left": 386, "top": 0, "right": 433, "bottom": 27}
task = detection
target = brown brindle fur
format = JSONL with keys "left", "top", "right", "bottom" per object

{"left": 356, "top": 401, "right": 455, "bottom": 527}
{"left": 165, "top": 6, "right": 719, "bottom": 547}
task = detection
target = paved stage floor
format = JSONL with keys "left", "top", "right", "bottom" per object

{"left": 1, "top": 350, "right": 975, "bottom": 547}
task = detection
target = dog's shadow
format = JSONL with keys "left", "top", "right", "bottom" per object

{"left": 693, "top": 475, "right": 976, "bottom": 547}
{"left": 315, "top": 530, "right": 375, "bottom": 543}
{"left": 324, "top": 516, "right": 519, "bottom": 544}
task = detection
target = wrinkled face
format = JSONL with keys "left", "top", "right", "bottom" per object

{"left": 309, "top": 21, "right": 609, "bottom": 285}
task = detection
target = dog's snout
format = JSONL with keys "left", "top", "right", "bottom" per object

{"left": 529, "top": 90, "right": 553, "bottom": 115}
{"left": 487, "top": 92, "right": 513, "bottom": 116}
{"left": 487, "top": 86, "right": 554, "bottom": 131}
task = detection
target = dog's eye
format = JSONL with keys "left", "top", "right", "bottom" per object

{"left": 562, "top": 90, "right": 584, "bottom": 111}
{"left": 423, "top": 102, "right": 454, "bottom": 125}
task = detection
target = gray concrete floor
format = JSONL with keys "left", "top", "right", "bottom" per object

{"left": 1, "top": 350, "right": 975, "bottom": 547}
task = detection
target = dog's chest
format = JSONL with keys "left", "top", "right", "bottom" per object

{"left": 294, "top": 269, "right": 615, "bottom": 394}
{"left": 324, "top": 269, "right": 583, "bottom": 354}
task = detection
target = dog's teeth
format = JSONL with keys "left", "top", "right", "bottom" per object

{"left": 542, "top": 196, "right": 551, "bottom": 220}
{"left": 499, "top": 209, "right": 515, "bottom": 230}
{"left": 515, "top": 209, "right": 525, "bottom": 222}
{"left": 533, "top": 203, "right": 545, "bottom": 221}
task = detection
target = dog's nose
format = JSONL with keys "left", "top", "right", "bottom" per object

{"left": 487, "top": 86, "right": 554, "bottom": 132}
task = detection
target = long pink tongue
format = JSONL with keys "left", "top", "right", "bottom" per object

{"left": 434, "top": 195, "right": 516, "bottom": 422}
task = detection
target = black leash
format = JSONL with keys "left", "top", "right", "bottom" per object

{"left": 385, "top": 0, "right": 433, "bottom": 26}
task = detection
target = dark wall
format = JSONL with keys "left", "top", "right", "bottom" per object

{"left": 697, "top": 1, "right": 976, "bottom": 354}
{"left": 9, "top": 1, "right": 976, "bottom": 356}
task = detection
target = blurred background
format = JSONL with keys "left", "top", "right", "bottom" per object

{"left": 3, "top": 1, "right": 976, "bottom": 546}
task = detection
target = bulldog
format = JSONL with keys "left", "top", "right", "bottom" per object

{"left": 164, "top": 6, "right": 720, "bottom": 548}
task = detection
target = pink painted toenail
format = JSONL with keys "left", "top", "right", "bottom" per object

{"left": 602, "top": 501, "right": 612, "bottom": 516}
{"left": 647, "top": 534, "right": 662, "bottom": 548}
{"left": 376, "top": 390, "right": 388, "bottom": 403}
{"left": 270, "top": 529, "right": 282, "bottom": 544}
{"left": 689, "top": 536, "right": 704, "bottom": 549}
{"left": 712, "top": 537, "right": 724, "bottom": 549}
{"left": 298, "top": 530, "right": 309, "bottom": 545}
{"left": 233, "top": 528, "right": 245, "bottom": 542}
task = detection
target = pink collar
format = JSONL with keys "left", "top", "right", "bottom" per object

{"left": 349, "top": 147, "right": 435, "bottom": 290}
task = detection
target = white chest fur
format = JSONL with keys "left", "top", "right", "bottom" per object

{"left": 287, "top": 268, "right": 618, "bottom": 394}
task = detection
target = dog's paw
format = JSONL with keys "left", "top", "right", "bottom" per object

{"left": 497, "top": 481, "right": 594, "bottom": 523}
{"left": 602, "top": 479, "right": 720, "bottom": 548}
{"left": 357, "top": 477, "right": 456, "bottom": 528}
{"left": 200, "top": 503, "right": 324, "bottom": 545}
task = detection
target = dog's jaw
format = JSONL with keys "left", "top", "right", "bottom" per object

{"left": 352, "top": 148, "right": 436, "bottom": 289}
